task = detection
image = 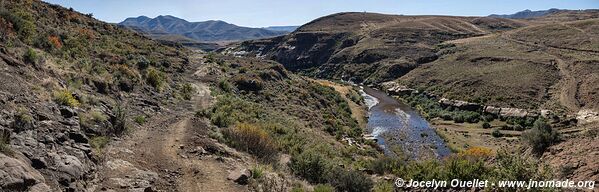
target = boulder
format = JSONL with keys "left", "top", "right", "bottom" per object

{"left": 59, "top": 107, "right": 77, "bottom": 118}
{"left": 227, "top": 168, "right": 250, "bottom": 185}
{"left": 0, "top": 154, "right": 48, "bottom": 191}
{"left": 499, "top": 108, "right": 529, "bottom": 118}
{"left": 439, "top": 98, "right": 481, "bottom": 111}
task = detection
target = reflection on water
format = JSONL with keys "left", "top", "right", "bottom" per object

{"left": 362, "top": 86, "right": 450, "bottom": 159}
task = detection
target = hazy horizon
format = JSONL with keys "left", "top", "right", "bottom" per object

{"left": 42, "top": 0, "right": 598, "bottom": 27}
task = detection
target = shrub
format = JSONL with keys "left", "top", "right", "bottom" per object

{"left": 491, "top": 150, "right": 552, "bottom": 181}
{"left": 218, "top": 79, "right": 232, "bottom": 93}
{"left": 53, "top": 89, "right": 80, "bottom": 107}
{"left": 89, "top": 136, "right": 109, "bottom": 150}
{"left": 289, "top": 150, "right": 331, "bottom": 184}
{"left": 180, "top": 83, "right": 195, "bottom": 100}
{"left": 134, "top": 115, "right": 146, "bottom": 125}
{"left": 80, "top": 110, "right": 108, "bottom": 131}
{"left": 111, "top": 103, "right": 128, "bottom": 135}
{"left": 492, "top": 129, "right": 502, "bottom": 138}
{"left": 522, "top": 118, "right": 560, "bottom": 154}
{"left": 444, "top": 155, "right": 488, "bottom": 181}
{"left": 373, "top": 181, "right": 395, "bottom": 192}
{"left": 13, "top": 108, "right": 33, "bottom": 131}
{"left": 453, "top": 114, "right": 465, "bottom": 123}
{"left": 223, "top": 123, "right": 278, "bottom": 162}
{"left": 48, "top": 35, "right": 62, "bottom": 49}
{"left": 482, "top": 122, "right": 491, "bottom": 129}
{"left": 327, "top": 168, "right": 373, "bottom": 192}
{"left": 250, "top": 166, "right": 265, "bottom": 179}
{"left": 369, "top": 156, "right": 404, "bottom": 175}
{"left": 0, "top": 8, "right": 36, "bottom": 44}
{"left": 146, "top": 67, "right": 165, "bottom": 90}
{"left": 0, "top": 129, "right": 12, "bottom": 155}
{"left": 137, "top": 56, "right": 150, "bottom": 69}
{"left": 233, "top": 76, "right": 263, "bottom": 92}
{"left": 23, "top": 48, "right": 37, "bottom": 64}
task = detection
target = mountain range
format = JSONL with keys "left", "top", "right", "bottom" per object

{"left": 489, "top": 8, "right": 563, "bottom": 19}
{"left": 119, "top": 15, "right": 297, "bottom": 43}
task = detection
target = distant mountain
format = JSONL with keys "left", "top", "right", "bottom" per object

{"left": 263, "top": 26, "right": 299, "bottom": 32}
{"left": 119, "top": 15, "right": 289, "bottom": 42}
{"left": 489, "top": 8, "right": 562, "bottom": 19}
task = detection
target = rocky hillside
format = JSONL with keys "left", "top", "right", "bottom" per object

{"left": 223, "top": 12, "right": 527, "bottom": 83}
{"left": 119, "top": 15, "right": 289, "bottom": 42}
{"left": 0, "top": 0, "right": 194, "bottom": 190}
{"left": 399, "top": 16, "right": 599, "bottom": 113}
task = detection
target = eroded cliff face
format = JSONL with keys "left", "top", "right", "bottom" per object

{"left": 224, "top": 12, "right": 527, "bottom": 84}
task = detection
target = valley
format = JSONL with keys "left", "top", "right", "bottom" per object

{"left": 0, "top": 0, "right": 598, "bottom": 191}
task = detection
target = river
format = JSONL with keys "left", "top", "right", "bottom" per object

{"left": 362, "top": 86, "right": 450, "bottom": 159}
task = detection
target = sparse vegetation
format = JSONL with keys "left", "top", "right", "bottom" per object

{"left": 134, "top": 115, "right": 146, "bottom": 125}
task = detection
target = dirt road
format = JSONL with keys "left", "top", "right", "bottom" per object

{"left": 95, "top": 56, "right": 249, "bottom": 192}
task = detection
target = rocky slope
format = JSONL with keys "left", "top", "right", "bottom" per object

{"left": 119, "top": 15, "right": 289, "bottom": 42}
{"left": 223, "top": 12, "right": 528, "bottom": 84}
{"left": 0, "top": 0, "right": 193, "bottom": 190}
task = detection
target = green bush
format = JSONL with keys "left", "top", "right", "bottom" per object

{"left": 0, "top": 129, "right": 12, "bottom": 155}
{"left": 491, "top": 150, "right": 552, "bottom": 181}
{"left": 146, "top": 67, "right": 165, "bottom": 90}
{"left": 24, "top": 48, "right": 37, "bottom": 64}
{"left": 207, "top": 95, "right": 264, "bottom": 127}
{"left": 13, "top": 108, "right": 33, "bottom": 131}
{"left": 80, "top": 110, "right": 108, "bottom": 131}
{"left": 218, "top": 79, "right": 232, "bottom": 93}
{"left": 134, "top": 115, "right": 146, "bottom": 125}
{"left": 369, "top": 156, "right": 404, "bottom": 175}
{"left": 179, "top": 83, "right": 195, "bottom": 100}
{"left": 250, "top": 166, "right": 265, "bottom": 179}
{"left": 492, "top": 129, "right": 502, "bottom": 138}
{"left": 289, "top": 150, "right": 331, "bottom": 184}
{"left": 453, "top": 114, "right": 465, "bottom": 123}
{"left": 482, "top": 122, "right": 491, "bottom": 129}
{"left": 522, "top": 118, "right": 560, "bottom": 154}
{"left": 373, "top": 181, "right": 395, "bottom": 192}
{"left": 444, "top": 156, "right": 488, "bottom": 181}
{"left": 89, "top": 136, "right": 109, "bottom": 151}
{"left": 111, "top": 103, "right": 128, "bottom": 135}
{"left": 327, "top": 168, "right": 373, "bottom": 192}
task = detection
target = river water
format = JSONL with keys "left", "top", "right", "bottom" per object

{"left": 362, "top": 86, "right": 450, "bottom": 159}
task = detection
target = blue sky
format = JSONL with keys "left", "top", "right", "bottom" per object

{"left": 43, "top": 0, "right": 598, "bottom": 27}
